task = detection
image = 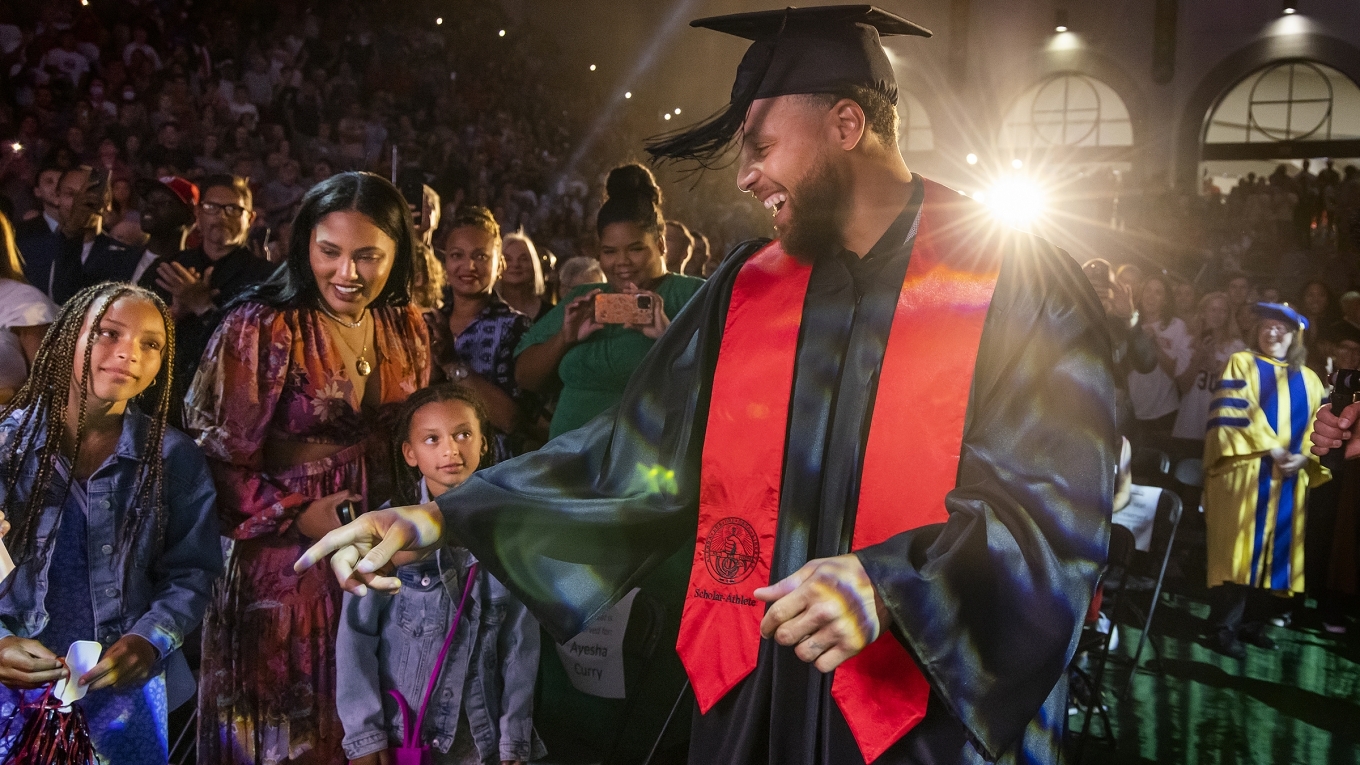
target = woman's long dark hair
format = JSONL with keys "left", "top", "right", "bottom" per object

{"left": 390, "top": 383, "right": 492, "bottom": 507}
{"left": 1140, "top": 274, "right": 1175, "bottom": 326}
{"left": 234, "top": 171, "right": 417, "bottom": 310}
{"left": 0, "top": 283, "right": 176, "bottom": 568}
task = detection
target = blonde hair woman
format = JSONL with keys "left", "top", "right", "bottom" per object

{"left": 497, "top": 229, "right": 552, "bottom": 321}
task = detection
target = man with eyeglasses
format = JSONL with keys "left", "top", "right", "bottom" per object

{"left": 140, "top": 173, "right": 276, "bottom": 423}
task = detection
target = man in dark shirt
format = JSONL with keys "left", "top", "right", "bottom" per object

{"left": 140, "top": 174, "right": 275, "bottom": 421}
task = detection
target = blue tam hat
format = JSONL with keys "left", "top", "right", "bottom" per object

{"left": 1251, "top": 302, "right": 1309, "bottom": 331}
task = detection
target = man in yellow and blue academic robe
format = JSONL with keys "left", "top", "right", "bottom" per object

{"left": 1204, "top": 302, "right": 1329, "bottom": 658}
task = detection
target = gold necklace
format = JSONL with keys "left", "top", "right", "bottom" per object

{"left": 321, "top": 308, "right": 373, "bottom": 376}
{"left": 319, "top": 301, "right": 366, "bottom": 328}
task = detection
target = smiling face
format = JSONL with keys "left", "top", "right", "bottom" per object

{"left": 599, "top": 221, "right": 666, "bottom": 289}
{"left": 500, "top": 237, "right": 537, "bottom": 288}
{"left": 1256, "top": 318, "right": 1294, "bottom": 359}
{"left": 737, "top": 96, "right": 850, "bottom": 261}
{"left": 72, "top": 295, "right": 167, "bottom": 407}
{"left": 1140, "top": 279, "right": 1168, "bottom": 320}
{"left": 309, "top": 210, "right": 397, "bottom": 319}
{"left": 401, "top": 398, "right": 485, "bottom": 498}
{"left": 441, "top": 224, "right": 501, "bottom": 300}
{"left": 140, "top": 186, "right": 191, "bottom": 235}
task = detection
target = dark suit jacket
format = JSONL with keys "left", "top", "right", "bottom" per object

{"left": 15, "top": 226, "right": 61, "bottom": 300}
{"left": 52, "top": 233, "right": 147, "bottom": 304}
{"left": 13, "top": 215, "right": 55, "bottom": 241}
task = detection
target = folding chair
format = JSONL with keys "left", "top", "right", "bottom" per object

{"left": 1072, "top": 523, "right": 1136, "bottom": 762}
{"left": 1174, "top": 457, "right": 1204, "bottom": 488}
{"left": 1122, "top": 490, "right": 1184, "bottom": 699}
{"left": 1130, "top": 447, "right": 1171, "bottom": 484}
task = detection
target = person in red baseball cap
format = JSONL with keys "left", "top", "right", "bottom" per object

{"left": 131, "top": 175, "right": 198, "bottom": 284}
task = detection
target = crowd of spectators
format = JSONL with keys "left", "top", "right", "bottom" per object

{"left": 0, "top": 0, "right": 768, "bottom": 289}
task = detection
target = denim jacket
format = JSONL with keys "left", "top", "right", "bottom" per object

{"left": 0, "top": 406, "right": 223, "bottom": 705}
{"left": 337, "top": 545, "right": 546, "bottom": 762}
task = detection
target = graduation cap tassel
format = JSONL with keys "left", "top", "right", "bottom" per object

{"left": 645, "top": 11, "right": 789, "bottom": 168}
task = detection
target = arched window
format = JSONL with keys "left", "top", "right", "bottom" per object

{"left": 1204, "top": 60, "right": 1360, "bottom": 145}
{"left": 999, "top": 73, "right": 1133, "bottom": 149}
{"left": 898, "top": 92, "right": 933, "bottom": 152}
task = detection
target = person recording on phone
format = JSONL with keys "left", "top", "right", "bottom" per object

{"left": 513, "top": 163, "right": 704, "bottom": 438}
{"left": 1084, "top": 257, "right": 1157, "bottom": 436}
{"left": 51, "top": 165, "right": 148, "bottom": 304}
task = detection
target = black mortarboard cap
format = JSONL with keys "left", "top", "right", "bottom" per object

{"left": 646, "top": 5, "right": 932, "bottom": 166}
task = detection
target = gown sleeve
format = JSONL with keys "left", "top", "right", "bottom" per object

{"left": 437, "top": 244, "right": 765, "bottom": 641}
{"left": 853, "top": 237, "right": 1116, "bottom": 761}
{"left": 1203, "top": 352, "right": 1277, "bottom": 473}
{"left": 184, "top": 302, "right": 311, "bottom": 539}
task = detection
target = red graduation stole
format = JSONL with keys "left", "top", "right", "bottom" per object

{"left": 675, "top": 179, "right": 1003, "bottom": 762}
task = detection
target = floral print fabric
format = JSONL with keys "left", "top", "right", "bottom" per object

{"left": 186, "top": 301, "right": 430, "bottom": 765}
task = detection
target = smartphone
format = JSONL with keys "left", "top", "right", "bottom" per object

{"left": 85, "top": 169, "right": 111, "bottom": 202}
{"left": 594, "top": 292, "right": 655, "bottom": 325}
{"left": 335, "top": 500, "right": 364, "bottom": 525}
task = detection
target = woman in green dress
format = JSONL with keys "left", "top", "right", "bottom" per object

{"left": 515, "top": 163, "right": 704, "bottom": 438}
{"left": 513, "top": 163, "right": 703, "bottom": 762}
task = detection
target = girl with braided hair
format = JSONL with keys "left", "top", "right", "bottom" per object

{"left": 0, "top": 282, "right": 223, "bottom": 763}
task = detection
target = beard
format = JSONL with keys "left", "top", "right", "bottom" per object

{"left": 778, "top": 156, "right": 849, "bottom": 263}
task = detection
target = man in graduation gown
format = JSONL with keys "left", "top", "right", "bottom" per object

{"left": 298, "top": 6, "right": 1116, "bottom": 764}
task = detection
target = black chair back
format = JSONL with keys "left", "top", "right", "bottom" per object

{"left": 1174, "top": 457, "right": 1204, "bottom": 488}
{"left": 1131, "top": 447, "right": 1171, "bottom": 485}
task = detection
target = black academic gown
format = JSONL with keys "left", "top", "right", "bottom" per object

{"left": 437, "top": 178, "right": 1116, "bottom": 765}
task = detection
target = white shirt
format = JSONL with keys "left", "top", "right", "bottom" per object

{"left": 1172, "top": 338, "right": 1248, "bottom": 440}
{"left": 40, "top": 47, "right": 89, "bottom": 86}
{"left": 0, "top": 279, "right": 57, "bottom": 389}
{"left": 130, "top": 249, "right": 161, "bottom": 285}
{"left": 1128, "top": 317, "right": 1193, "bottom": 421}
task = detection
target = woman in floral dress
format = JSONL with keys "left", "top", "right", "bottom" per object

{"left": 186, "top": 172, "right": 429, "bottom": 764}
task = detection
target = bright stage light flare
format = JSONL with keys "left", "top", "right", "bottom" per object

{"left": 986, "top": 175, "right": 1046, "bottom": 228}
{"left": 966, "top": 153, "right": 978, "bottom": 165}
